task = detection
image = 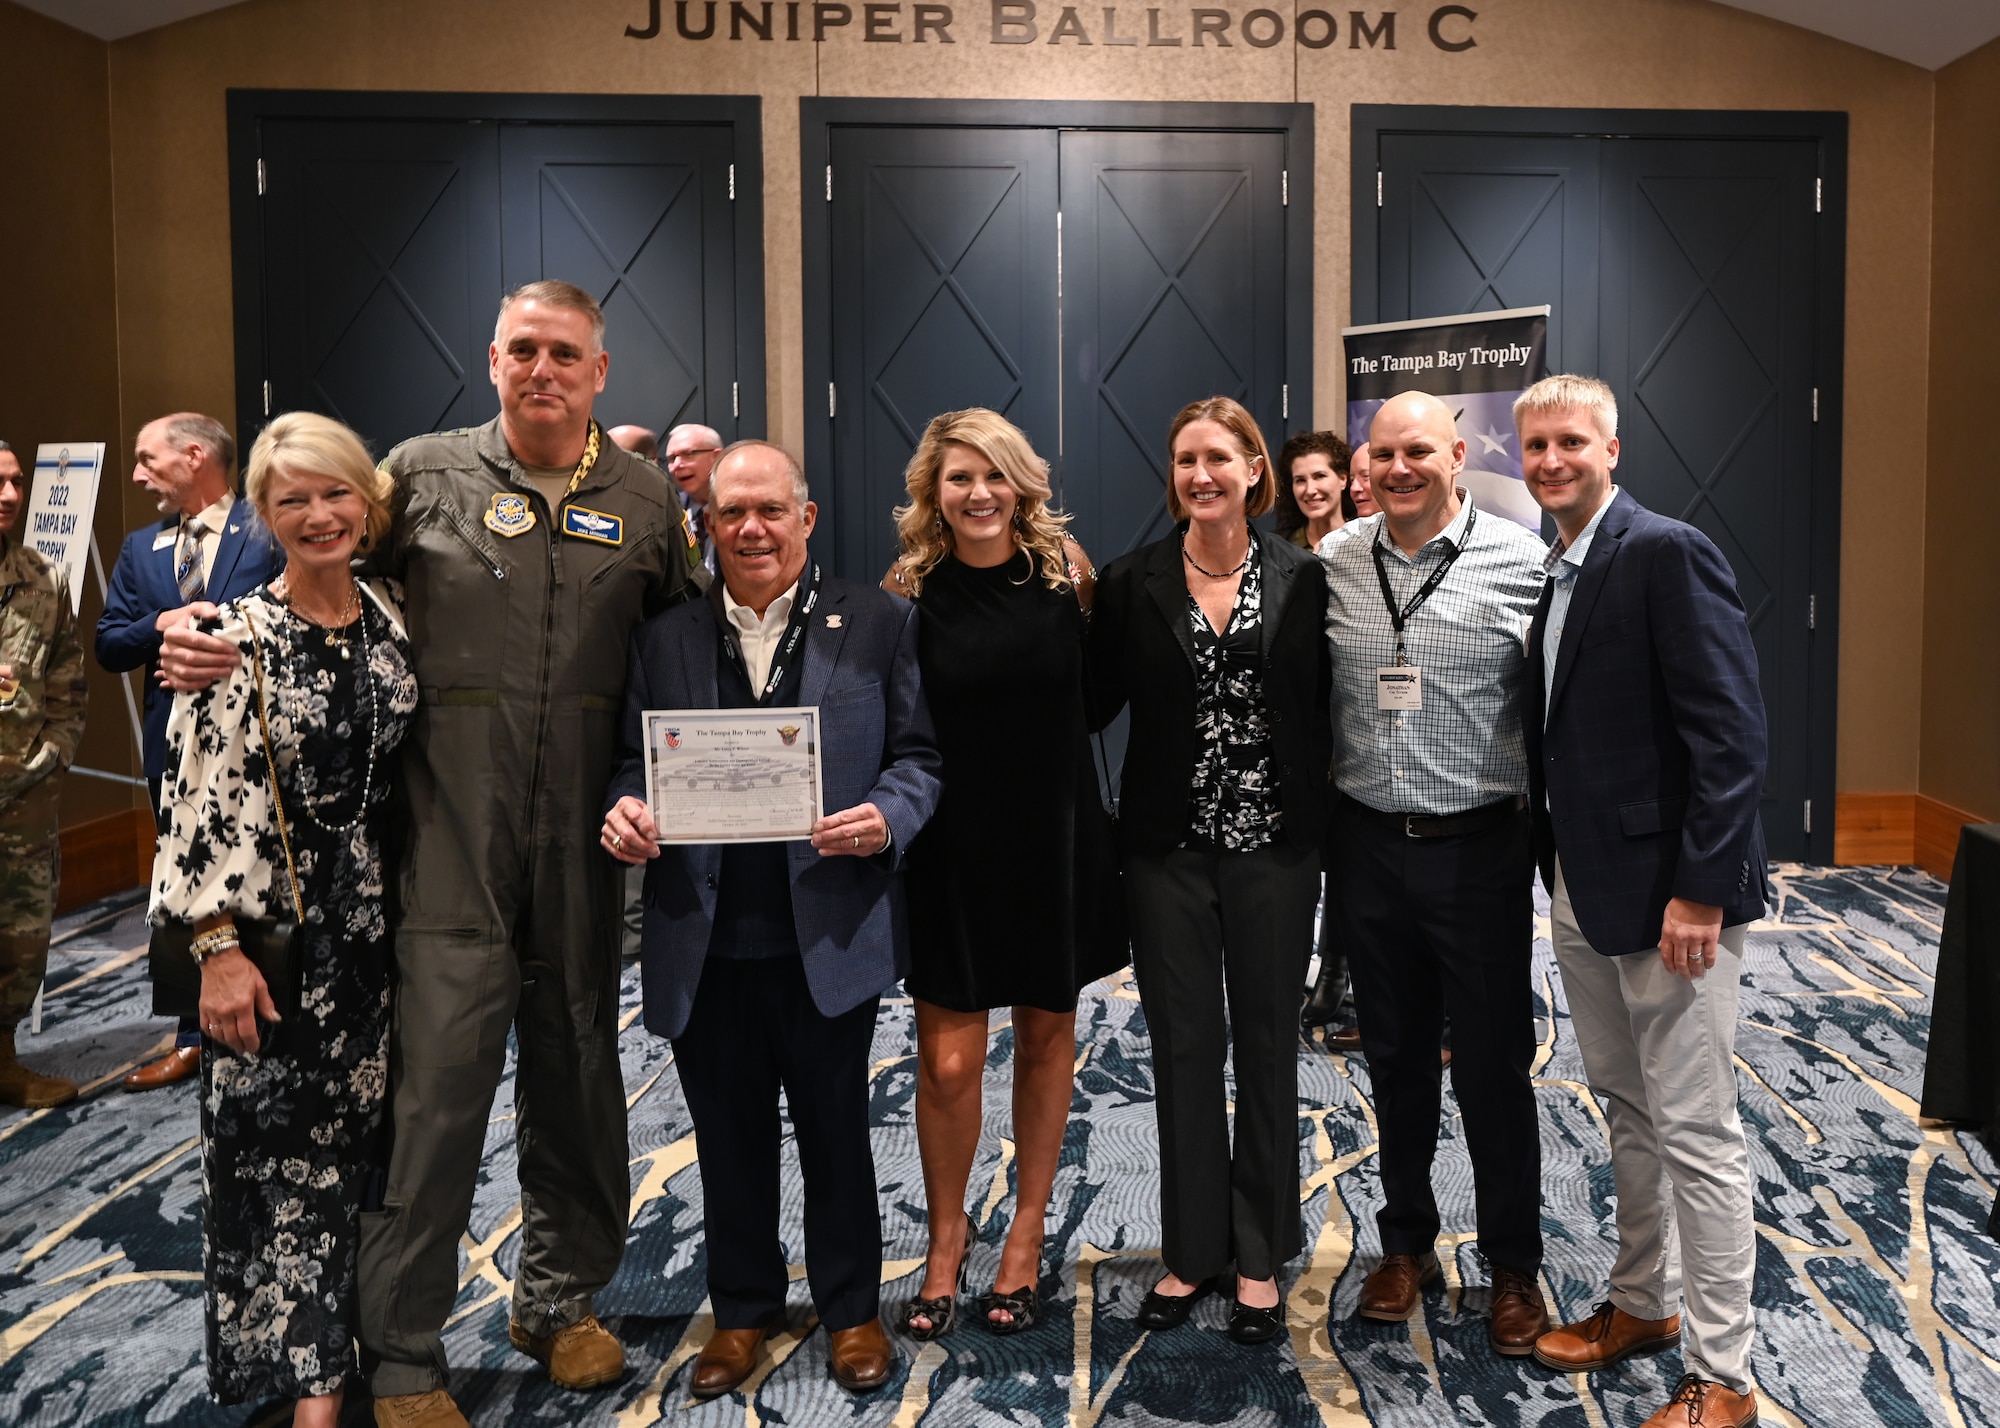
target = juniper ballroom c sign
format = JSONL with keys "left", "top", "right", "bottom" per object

{"left": 624, "top": 0, "right": 1480, "bottom": 50}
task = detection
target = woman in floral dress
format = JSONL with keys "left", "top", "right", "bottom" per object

{"left": 151, "top": 411, "right": 417, "bottom": 1424}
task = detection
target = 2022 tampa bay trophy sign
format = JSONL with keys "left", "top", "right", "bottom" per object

{"left": 1342, "top": 305, "right": 1551, "bottom": 532}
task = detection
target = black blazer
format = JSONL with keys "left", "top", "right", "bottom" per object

{"left": 1526, "top": 490, "right": 1770, "bottom": 954}
{"left": 1089, "top": 528, "right": 1333, "bottom": 857}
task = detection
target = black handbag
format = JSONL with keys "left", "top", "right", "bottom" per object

{"left": 148, "top": 611, "right": 307, "bottom": 1022}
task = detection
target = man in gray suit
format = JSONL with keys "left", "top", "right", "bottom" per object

{"left": 601, "top": 439, "right": 941, "bottom": 1402}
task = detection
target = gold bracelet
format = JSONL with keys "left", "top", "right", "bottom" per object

{"left": 190, "top": 927, "right": 241, "bottom": 963}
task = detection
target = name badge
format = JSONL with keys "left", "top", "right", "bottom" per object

{"left": 562, "top": 504, "right": 624, "bottom": 545}
{"left": 485, "top": 492, "right": 536, "bottom": 538}
{"left": 1376, "top": 666, "right": 1423, "bottom": 711}
{"left": 152, "top": 529, "right": 179, "bottom": 552}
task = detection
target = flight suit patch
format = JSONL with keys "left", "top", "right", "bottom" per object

{"left": 562, "top": 505, "right": 624, "bottom": 545}
{"left": 485, "top": 493, "right": 536, "bottom": 538}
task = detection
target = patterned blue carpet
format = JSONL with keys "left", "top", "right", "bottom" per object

{"left": 1, "top": 864, "right": 1996, "bottom": 1427}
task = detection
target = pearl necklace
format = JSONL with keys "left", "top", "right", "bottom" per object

{"left": 272, "top": 578, "right": 380, "bottom": 834}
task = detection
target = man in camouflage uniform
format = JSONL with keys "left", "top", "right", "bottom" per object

{"left": 0, "top": 440, "right": 90, "bottom": 1110}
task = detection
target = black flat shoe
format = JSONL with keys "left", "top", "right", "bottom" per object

{"left": 978, "top": 1282, "right": 1039, "bottom": 1335}
{"left": 903, "top": 1210, "right": 974, "bottom": 1341}
{"left": 1227, "top": 1297, "right": 1285, "bottom": 1344}
{"left": 1137, "top": 1275, "right": 1216, "bottom": 1330}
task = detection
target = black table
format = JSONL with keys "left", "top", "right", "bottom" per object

{"left": 1919, "top": 822, "right": 2000, "bottom": 1240}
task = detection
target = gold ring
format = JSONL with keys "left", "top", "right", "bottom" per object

{"left": 611, "top": 833, "right": 624, "bottom": 850}
{"left": 852, "top": 833, "right": 860, "bottom": 847}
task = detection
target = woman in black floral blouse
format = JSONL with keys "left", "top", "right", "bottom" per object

{"left": 1088, "top": 396, "right": 1332, "bottom": 1345}
{"left": 151, "top": 412, "right": 418, "bottom": 1424}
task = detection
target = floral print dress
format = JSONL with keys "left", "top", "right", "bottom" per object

{"left": 1185, "top": 534, "right": 1281, "bottom": 850}
{"left": 150, "top": 582, "right": 417, "bottom": 1404}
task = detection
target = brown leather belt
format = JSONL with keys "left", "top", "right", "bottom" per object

{"left": 1339, "top": 792, "right": 1527, "bottom": 840}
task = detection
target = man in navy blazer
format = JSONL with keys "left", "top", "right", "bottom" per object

{"left": 95, "top": 412, "right": 282, "bottom": 1091}
{"left": 1517, "top": 376, "right": 1766, "bottom": 1428}
{"left": 603, "top": 440, "right": 940, "bottom": 1401}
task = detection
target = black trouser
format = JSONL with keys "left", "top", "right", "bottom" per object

{"left": 1331, "top": 800, "right": 1541, "bottom": 1272}
{"left": 1124, "top": 841, "right": 1320, "bottom": 1282}
{"left": 672, "top": 954, "right": 883, "bottom": 1331}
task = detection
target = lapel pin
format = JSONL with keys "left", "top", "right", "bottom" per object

{"left": 826, "top": 614, "right": 843, "bottom": 629}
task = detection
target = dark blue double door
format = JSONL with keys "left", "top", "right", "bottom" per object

{"left": 824, "top": 124, "right": 1293, "bottom": 580}
{"left": 1361, "top": 113, "right": 1842, "bottom": 860}
{"left": 238, "top": 97, "right": 760, "bottom": 459}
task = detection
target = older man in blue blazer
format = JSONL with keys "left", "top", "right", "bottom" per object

{"left": 603, "top": 439, "right": 940, "bottom": 1402}
{"left": 1517, "top": 376, "right": 1767, "bottom": 1428}
{"left": 96, "top": 412, "right": 282, "bottom": 1091}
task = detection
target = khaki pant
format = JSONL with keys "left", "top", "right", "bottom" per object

{"left": 0, "top": 781, "right": 59, "bottom": 1032}
{"left": 1550, "top": 860, "right": 1756, "bottom": 1395}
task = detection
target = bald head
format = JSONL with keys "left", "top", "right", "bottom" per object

{"left": 607, "top": 425, "right": 658, "bottom": 457}
{"left": 663, "top": 423, "right": 724, "bottom": 505}
{"left": 1366, "top": 389, "right": 1466, "bottom": 555}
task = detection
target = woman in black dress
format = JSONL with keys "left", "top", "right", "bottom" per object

{"left": 885, "top": 408, "right": 1125, "bottom": 1337}
{"left": 152, "top": 412, "right": 417, "bottom": 1423}
{"left": 1088, "top": 396, "right": 1332, "bottom": 1345}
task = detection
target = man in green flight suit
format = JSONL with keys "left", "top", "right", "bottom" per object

{"left": 162, "top": 281, "right": 701, "bottom": 1428}
{"left": 0, "top": 440, "right": 89, "bottom": 1110}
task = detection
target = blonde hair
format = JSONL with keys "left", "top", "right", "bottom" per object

{"left": 1166, "top": 396, "right": 1275, "bottom": 520}
{"left": 244, "top": 412, "right": 394, "bottom": 551}
{"left": 891, "top": 409, "right": 1072, "bottom": 599}
{"left": 1512, "top": 374, "right": 1619, "bottom": 440}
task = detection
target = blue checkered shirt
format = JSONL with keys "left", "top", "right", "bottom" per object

{"left": 1318, "top": 497, "right": 1548, "bottom": 816}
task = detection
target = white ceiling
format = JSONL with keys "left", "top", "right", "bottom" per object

{"left": 1708, "top": 0, "right": 2000, "bottom": 70}
{"left": 10, "top": 0, "right": 2000, "bottom": 68}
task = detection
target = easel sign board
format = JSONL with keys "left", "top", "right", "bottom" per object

{"left": 27, "top": 443, "right": 105, "bottom": 617}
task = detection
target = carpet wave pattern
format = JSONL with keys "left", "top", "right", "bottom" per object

{"left": 0, "top": 863, "right": 1995, "bottom": 1426}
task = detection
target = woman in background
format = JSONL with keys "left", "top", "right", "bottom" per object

{"left": 1272, "top": 430, "right": 1356, "bottom": 551}
{"left": 887, "top": 409, "right": 1125, "bottom": 1337}
{"left": 153, "top": 412, "right": 417, "bottom": 1424}
{"left": 1088, "top": 396, "right": 1332, "bottom": 1345}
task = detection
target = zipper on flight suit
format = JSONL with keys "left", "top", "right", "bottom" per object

{"left": 437, "top": 502, "right": 507, "bottom": 579}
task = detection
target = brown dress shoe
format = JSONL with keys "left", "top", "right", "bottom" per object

{"left": 122, "top": 1046, "right": 199, "bottom": 1091}
{"left": 1533, "top": 1299, "right": 1681, "bottom": 1372}
{"left": 1328, "top": 1028, "right": 1364, "bottom": 1054}
{"left": 1488, "top": 1267, "right": 1550, "bottom": 1356}
{"left": 827, "top": 1317, "right": 894, "bottom": 1392}
{"left": 690, "top": 1327, "right": 765, "bottom": 1399}
{"left": 0, "top": 1033, "right": 77, "bottom": 1109}
{"left": 372, "top": 1388, "right": 470, "bottom": 1428}
{"left": 1642, "top": 1373, "right": 1759, "bottom": 1427}
{"left": 1357, "top": 1252, "right": 1440, "bottom": 1321}
{"left": 509, "top": 1311, "right": 625, "bottom": 1389}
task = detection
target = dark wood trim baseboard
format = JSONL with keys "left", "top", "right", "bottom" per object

{"left": 58, "top": 807, "right": 154, "bottom": 913}
{"left": 1833, "top": 791, "right": 1987, "bottom": 880}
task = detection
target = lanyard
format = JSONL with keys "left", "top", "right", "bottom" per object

{"left": 562, "top": 421, "right": 604, "bottom": 500}
{"left": 721, "top": 563, "right": 821, "bottom": 703}
{"left": 1371, "top": 505, "right": 1476, "bottom": 665}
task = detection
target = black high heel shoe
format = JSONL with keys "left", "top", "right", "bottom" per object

{"left": 1301, "top": 950, "right": 1350, "bottom": 1029}
{"left": 903, "top": 1210, "right": 975, "bottom": 1341}
{"left": 1137, "top": 1275, "right": 1217, "bottom": 1330}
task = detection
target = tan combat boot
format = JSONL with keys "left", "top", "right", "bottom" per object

{"left": 0, "top": 1030, "right": 77, "bottom": 1109}
{"left": 372, "top": 1388, "right": 470, "bottom": 1428}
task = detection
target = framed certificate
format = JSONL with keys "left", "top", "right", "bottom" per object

{"left": 642, "top": 707, "right": 824, "bottom": 843}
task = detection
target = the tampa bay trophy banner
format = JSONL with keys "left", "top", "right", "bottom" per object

{"left": 1342, "top": 305, "right": 1551, "bottom": 532}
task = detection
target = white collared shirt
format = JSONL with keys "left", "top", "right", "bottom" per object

{"left": 1541, "top": 485, "right": 1619, "bottom": 712}
{"left": 721, "top": 580, "right": 796, "bottom": 692}
{"left": 182, "top": 491, "right": 237, "bottom": 584}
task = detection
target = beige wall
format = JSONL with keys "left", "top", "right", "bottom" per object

{"left": 0, "top": 3, "right": 146, "bottom": 826}
{"left": 1919, "top": 35, "right": 2000, "bottom": 823}
{"left": 88, "top": 0, "right": 1938, "bottom": 798}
